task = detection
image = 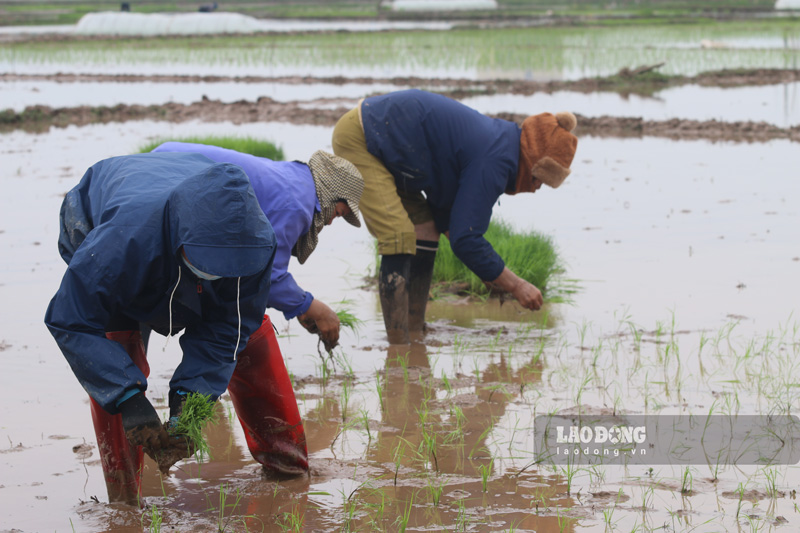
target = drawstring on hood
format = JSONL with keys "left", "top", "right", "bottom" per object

{"left": 166, "top": 161, "right": 274, "bottom": 360}
{"left": 234, "top": 277, "right": 241, "bottom": 360}
{"left": 163, "top": 265, "right": 182, "bottom": 352}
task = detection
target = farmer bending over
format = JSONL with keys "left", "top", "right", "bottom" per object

{"left": 152, "top": 143, "right": 364, "bottom": 352}
{"left": 45, "top": 152, "right": 285, "bottom": 505}
{"left": 332, "top": 89, "right": 579, "bottom": 344}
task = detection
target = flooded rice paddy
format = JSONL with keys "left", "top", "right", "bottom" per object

{"left": 2, "top": 22, "right": 799, "bottom": 80}
{"left": 1, "top": 18, "right": 800, "bottom": 533}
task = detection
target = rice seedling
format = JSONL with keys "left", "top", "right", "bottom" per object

{"left": 556, "top": 507, "right": 572, "bottom": 533}
{"left": 420, "top": 425, "right": 439, "bottom": 472}
{"left": 443, "top": 405, "right": 466, "bottom": 447}
{"left": 333, "top": 350, "right": 356, "bottom": 378}
{"left": 396, "top": 491, "right": 415, "bottom": 533}
{"left": 360, "top": 408, "right": 372, "bottom": 445}
{"left": 468, "top": 423, "right": 494, "bottom": 460}
{"left": 440, "top": 371, "right": 452, "bottom": 397}
{"left": 215, "top": 483, "right": 250, "bottom": 532}
{"left": 374, "top": 373, "right": 385, "bottom": 411}
{"left": 340, "top": 377, "right": 352, "bottom": 422}
{"left": 341, "top": 489, "right": 359, "bottom": 532}
{"left": 138, "top": 136, "right": 284, "bottom": 160}
{"left": 396, "top": 351, "right": 410, "bottom": 383}
{"left": 455, "top": 497, "right": 468, "bottom": 532}
{"left": 763, "top": 467, "right": 780, "bottom": 498}
{"left": 426, "top": 477, "right": 444, "bottom": 507}
{"left": 680, "top": 466, "right": 693, "bottom": 494}
{"left": 433, "top": 219, "right": 561, "bottom": 298}
{"left": 364, "top": 489, "right": 387, "bottom": 529}
{"left": 393, "top": 440, "right": 407, "bottom": 486}
{"left": 141, "top": 503, "right": 163, "bottom": 533}
{"left": 276, "top": 504, "right": 303, "bottom": 532}
{"left": 170, "top": 392, "right": 217, "bottom": 462}
{"left": 336, "top": 302, "right": 364, "bottom": 336}
{"left": 560, "top": 456, "right": 580, "bottom": 496}
{"left": 639, "top": 485, "right": 654, "bottom": 513}
{"left": 477, "top": 458, "right": 493, "bottom": 492}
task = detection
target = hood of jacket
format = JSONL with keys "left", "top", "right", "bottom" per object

{"left": 166, "top": 160, "right": 274, "bottom": 278}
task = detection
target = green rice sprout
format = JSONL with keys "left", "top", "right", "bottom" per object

{"left": 138, "top": 136, "right": 284, "bottom": 160}
{"left": 141, "top": 504, "right": 163, "bottom": 533}
{"left": 171, "top": 392, "right": 217, "bottom": 462}
{"left": 317, "top": 302, "right": 363, "bottom": 358}
{"left": 433, "top": 219, "right": 562, "bottom": 300}
{"left": 336, "top": 300, "right": 364, "bottom": 335}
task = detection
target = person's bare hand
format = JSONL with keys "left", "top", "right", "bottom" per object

{"left": 488, "top": 267, "right": 543, "bottom": 311}
{"left": 297, "top": 313, "right": 319, "bottom": 334}
{"left": 512, "top": 280, "right": 543, "bottom": 311}
{"left": 298, "top": 299, "right": 340, "bottom": 349}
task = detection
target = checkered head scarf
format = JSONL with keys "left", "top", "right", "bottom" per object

{"left": 292, "top": 150, "right": 364, "bottom": 264}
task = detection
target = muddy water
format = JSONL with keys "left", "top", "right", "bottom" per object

{"left": 1, "top": 121, "right": 799, "bottom": 531}
{"left": 5, "top": 79, "right": 800, "bottom": 129}
{"left": 0, "top": 80, "right": 399, "bottom": 112}
{"left": 463, "top": 82, "right": 800, "bottom": 127}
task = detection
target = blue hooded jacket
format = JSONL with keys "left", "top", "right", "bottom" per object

{"left": 151, "top": 142, "right": 319, "bottom": 320}
{"left": 44, "top": 152, "right": 276, "bottom": 414}
{"left": 361, "top": 89, "right": 521, "bottom": 281}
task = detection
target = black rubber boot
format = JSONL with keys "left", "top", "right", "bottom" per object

{"left": 378, "top": 254, "right": 411, "bottom": 345}
{"left": 408, "top": 240, "right": 437, "bottom": 338}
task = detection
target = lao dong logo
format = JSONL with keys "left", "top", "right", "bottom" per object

{"left": 554, "top": 424, "right": 648, "bottom": 459}
{"left": 556, "top": 425, "right": 646, "bottom": 445}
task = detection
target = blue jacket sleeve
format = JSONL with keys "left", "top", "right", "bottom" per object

{"left": 44, "top": 231, "right": 150, "bottom": 414}
{"left": 447, "top": 161, "right": 507, "bottom": 282}
{"left": 263, "top": 208, "right": 314, "bottom": 320}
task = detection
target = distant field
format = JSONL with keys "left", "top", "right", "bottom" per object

{"left": 0, "top": 0, "right": 779, "bottom": 26}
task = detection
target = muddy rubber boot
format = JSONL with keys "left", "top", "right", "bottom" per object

{"left": 227, "top": 315, "right": 309, "bottom": 478}
{"left": 379, "top": 254, "right": 412, "bottom": 345}
{"left": 90, "top": 330, "right": 150, "bottom": 506}
{"left": 408, "top": 240, "right": 437, "bottom": 340}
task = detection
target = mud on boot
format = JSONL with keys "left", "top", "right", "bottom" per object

{"left": 378, "top": 253, "right": 411, "bottom": 345}
{"left": 408, "top": 240, "right": 437, "bottom": 339}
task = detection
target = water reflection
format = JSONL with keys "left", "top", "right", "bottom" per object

{"left": 463, "top": 82, "right": 800, "bottom": 127}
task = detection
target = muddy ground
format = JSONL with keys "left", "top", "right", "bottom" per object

{"left": 3, "top": 69, "right": 800, "bottom": 143}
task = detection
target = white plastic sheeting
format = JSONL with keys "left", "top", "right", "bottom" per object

{"left": 389, "top": 0, "right": 497, "bottom": 10}
{"left": 75, "top": 12, "right": 264, "bottom": 35}
{"left": 775, "top": 0, "right": 800, "bottom": 8}
{"left": 73, "top": 11, "right": 454, "bottom": 35}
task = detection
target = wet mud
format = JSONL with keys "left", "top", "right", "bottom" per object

{"left": 152, "top": 430, "right": 193, "bottom": 476}
{"left": 4, "top": 67, "right": 800, "bottom": 92}
{"left": 4, "top": 68, "right": 800, "bottom": 142}
{"left": 4, "top": 94, "right": 800, "bottom": 143}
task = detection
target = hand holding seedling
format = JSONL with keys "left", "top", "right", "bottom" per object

{"left": 298, "top": 298, "right": 340, "bottom": 351}
{"left": 486, "top": 267, "right": 543, "bottom": 311}
{"left": 155, "top": 392, "right": 217, "bottom": 474}
{"left": 512, "top": 280, "right": 543, "bottom": 310}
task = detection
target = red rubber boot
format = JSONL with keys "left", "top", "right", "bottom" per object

{"left": 228, "top": 315, "right": 309, "bottom": 477}
{"left": 89, "top": 330, "right": 150, "bottom": 505}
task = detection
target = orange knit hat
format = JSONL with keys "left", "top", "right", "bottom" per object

{"left": 511, "top": 111, "right": 578, "bottom": 194}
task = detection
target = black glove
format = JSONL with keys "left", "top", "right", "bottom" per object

{"left": 168, "top": 389, "right": 187, "bottom": 420}
{"left": 118, "top": 391, "right": 169, "bottom": 451}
